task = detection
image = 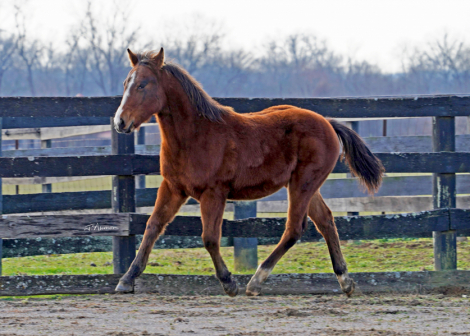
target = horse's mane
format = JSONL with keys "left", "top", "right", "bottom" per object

{"left": 137, "top": 51, "right": 232, "bottom": 122}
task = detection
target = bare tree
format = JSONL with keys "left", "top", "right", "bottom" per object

{"left": 342, "top": 58, "right": 394, "bottom": 96}
{"left": 401, "top": 33, "right": 470, "bottom": 94}
{"left": 14, "top": 4, "right": 42, "bottom": 96}
{"left": 256, "top": 34, "right": 343, "bottom": 97}
{"left": 0, "top": 30, "right": 17, "bottom": 94}
{"left": 162, "top": 15, "right": 226, "bottom": 74}
{"left": 78, "top": 0, "right": 139, "bottom": 95}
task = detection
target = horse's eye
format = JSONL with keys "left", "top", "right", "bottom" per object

{"left": 137, "top": 81, "right": 148, "bottom": 90}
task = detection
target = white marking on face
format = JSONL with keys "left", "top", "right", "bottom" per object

{"left": 114, "top": 71, "right": 136, "bottom": 128}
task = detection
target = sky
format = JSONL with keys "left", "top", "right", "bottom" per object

{"left": 1, "top": 0, "right": 469, "bottom": 73}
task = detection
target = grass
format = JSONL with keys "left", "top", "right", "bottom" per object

{"left": 3, "top": 238, "right": 470, "bottom": 277}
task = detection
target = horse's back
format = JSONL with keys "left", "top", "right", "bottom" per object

{"left": 223, "top": 105, "right": 340, "bottom": 199}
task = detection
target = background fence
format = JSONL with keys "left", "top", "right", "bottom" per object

{"left": 0, "top": 95, "right": 470, "bottom": 288}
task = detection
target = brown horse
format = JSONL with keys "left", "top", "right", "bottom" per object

{"left": 113, "top": 48, "right": 384, "bottom": 297}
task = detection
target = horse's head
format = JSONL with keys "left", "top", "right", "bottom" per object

{"left": 114, "top": 48, "right": 167, "bottom": 133}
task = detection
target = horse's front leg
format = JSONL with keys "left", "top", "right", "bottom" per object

{"left": 115, "top": 179, "right": 188, "bottom": 292}
{"left": 200, "top": 189, "right": 238, "bottom": 297}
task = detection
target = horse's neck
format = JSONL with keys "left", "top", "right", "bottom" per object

{"left": 157, "top": 90, "right": 200, "bottom": 152}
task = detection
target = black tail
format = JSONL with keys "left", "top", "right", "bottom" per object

{"left": 329, "top": 119, "right": 385, "bottom": 194}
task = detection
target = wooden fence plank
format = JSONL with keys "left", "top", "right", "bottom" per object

{"left": 2, "top": 271, "right": 469, "bottom": 296}
{"left": 3, "top": 117, "right": 111, "bottom": 129}
{"left": 1, "top": 188, "right": 194, "bottom": 214}
{"left": 5, "top": 134, "right": 470, "bottom": 157}
{"left": 3, "top": 144, "right": 160, "bottom": 158}
{"left": 0, "top": 209, "right": 465, "bottom": 241}
{"left": 0, "top": 97, "right": 122, "bottom": 118}
{"left": 2, "top": 177, "right": 469, "bottom": 215}
{"left": 0, "top": 152, "right": 468, "bottom": 178}
{"left": 256, "top": 175, "right": 470, "bottom": 200}
{"left": 0, "top": 274, "right": 122, "bottom": 295}
{"left": 2, "top": 175, "right": 108, "bottom": 185}
{"left": 257, "top": 195, "right": 470, "bottom": 213}
{"left": 449, "top": 209, "right": 470, "bottom": 231}
{"left": 2, "top": 125, "right": 110, "bottom": 140}
{"left": 15, "top": 195, "right": 467, "bottom": 217}
{"left": 129, "top": 209, "right": 454, "bottom": 240}
{"left": 332, "top": 152, "right": 470, "bottom": 174}
{"left": 0, "top": 154, "right": 160, "bottom": 177}
{"left": 0, "top": 214, "right": 131, "bottom": 238}
{"left": 2, "top": 95, "right": 470, "bottom": 118}
{"left": 134, "top": 271, "right": 470, "bottom": 296}
{"left": 364, "top": 134, "right": 470, "bottom": 153}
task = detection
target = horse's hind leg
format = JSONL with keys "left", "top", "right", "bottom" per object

{"left": 116, "top": 179, "right": 188, "bottom": 292}
{"left": 246, "top": 174, "right": 316, "bottom": 296}
{"left": 308, "top": 192, "right": 355, "bottom": 296}
{"left": 200, "top": 189, "right": 238, "bottom": 297}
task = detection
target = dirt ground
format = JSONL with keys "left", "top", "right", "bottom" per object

{"left": 1, "top": 293, "right": 470, "bottom": 335}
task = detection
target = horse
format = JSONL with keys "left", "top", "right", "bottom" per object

{"left": 113, "top": 48, "right": 384, "bottom": 297}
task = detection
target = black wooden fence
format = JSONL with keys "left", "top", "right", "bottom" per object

{"left": 0, "top": 95, "right": 470, "bottom": 277}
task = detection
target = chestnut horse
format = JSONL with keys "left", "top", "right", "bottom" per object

{"left": 113, "top": 48, "right": 384, "bottom": 297}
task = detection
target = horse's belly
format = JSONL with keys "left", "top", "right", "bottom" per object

{"left": 227, "top": 183, "right": 285, "bottom": 201}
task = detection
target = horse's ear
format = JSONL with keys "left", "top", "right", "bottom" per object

{"left": 127, "top": 48, "right": 138, "bottom": 67}
{"left": 152, "top": 48, "right": 164, "bottom": 68}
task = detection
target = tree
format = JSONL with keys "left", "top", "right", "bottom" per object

{"left": 14, "top": 3, "right": 42, "bottom": 96}
{"left": 255, "top": 34, "right": 343, "bottom": 97}
{"left": 0, "top": 30, "right": 17, "bottom": 94}
{"left": 401, "top": 33, "right": 470, "bottom": 94}
{"left": 78, "top": 0, "right": 139, "bottom": 95}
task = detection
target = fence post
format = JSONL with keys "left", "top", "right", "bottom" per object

{"left": 0, "top": 118, "right": 2, "bottom": 276}
{"left": 41, "top": 139, "right": 52, "bottom": 193}
{"left": 135, "top": 127, "right": 146, "bottom": 189}
{"left": 233, "top": 201, "right": 258, "bottom": 271}
{"left": 111, "top": 118, "right": 136, "bottom": 274}
{"left": 345, "top": 121, "right": 360, "bottom": 217}
{"left": 432, "top": 116, "right": 457, "bottom": 271}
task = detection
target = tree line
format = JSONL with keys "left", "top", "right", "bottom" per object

{"left": 1, "top": 2, "right": 470, "bottom": 98}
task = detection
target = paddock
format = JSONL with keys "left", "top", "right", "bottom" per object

{"left": 1, "top": 293, "right": 469, "bottom": 335}
{"left": 1, "top": 95, "right": 470, "bottom": 298}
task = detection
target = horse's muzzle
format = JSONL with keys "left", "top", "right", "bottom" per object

{"left": 115, "top": 118, "right": 134, "bottom": 134}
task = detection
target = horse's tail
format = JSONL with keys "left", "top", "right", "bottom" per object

{"left": 328, "top": 119, "right": 385, "bottom": 194}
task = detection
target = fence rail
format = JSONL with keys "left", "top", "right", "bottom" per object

{"left": 0, "top": 152, "right": 469, "bottom": 178}
{"left": 0, "top": 95, "right": 469, "bottom": 121}
{"left": 0, "top": 95, "right": 469, "bottom": 295}
{"left": 3, "top": 175, "right": 470, "bottom": 214}
{"left": 1, "top": 209, "right": 468, "bottom": 241}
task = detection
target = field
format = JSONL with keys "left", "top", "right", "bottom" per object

{"left": 3, "top": 239, "right": 470, "bottom": 277}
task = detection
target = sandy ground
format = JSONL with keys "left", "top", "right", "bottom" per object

{"left": 1, "top": 293, "right": 470, "bottom": 335}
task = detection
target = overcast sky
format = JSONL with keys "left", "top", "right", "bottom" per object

{"left": 1, "top": 0, "right": 469, "bottom": 73}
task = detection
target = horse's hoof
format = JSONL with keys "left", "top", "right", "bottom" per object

{"left": 222, "top": 280, "right": 239, "bottom": 297}
{"left": 245, "top": 282, "right": 262, "bottom": 296}
{"left": 115, "top": 280, "right": 134, "bottom": 293}
{"left": 245, "top": 288, "right": 261, "bottom": 296}
{"left": 343, "top": 278, "right": 356, "bottom": 298}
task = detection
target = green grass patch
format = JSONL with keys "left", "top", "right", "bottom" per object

{"left": 3, "top": 238, "right": 469, "bottom": 276}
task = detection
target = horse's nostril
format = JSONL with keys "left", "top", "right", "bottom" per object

{"left": 119, "top": 118, "right": 125, "bottom": 129}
